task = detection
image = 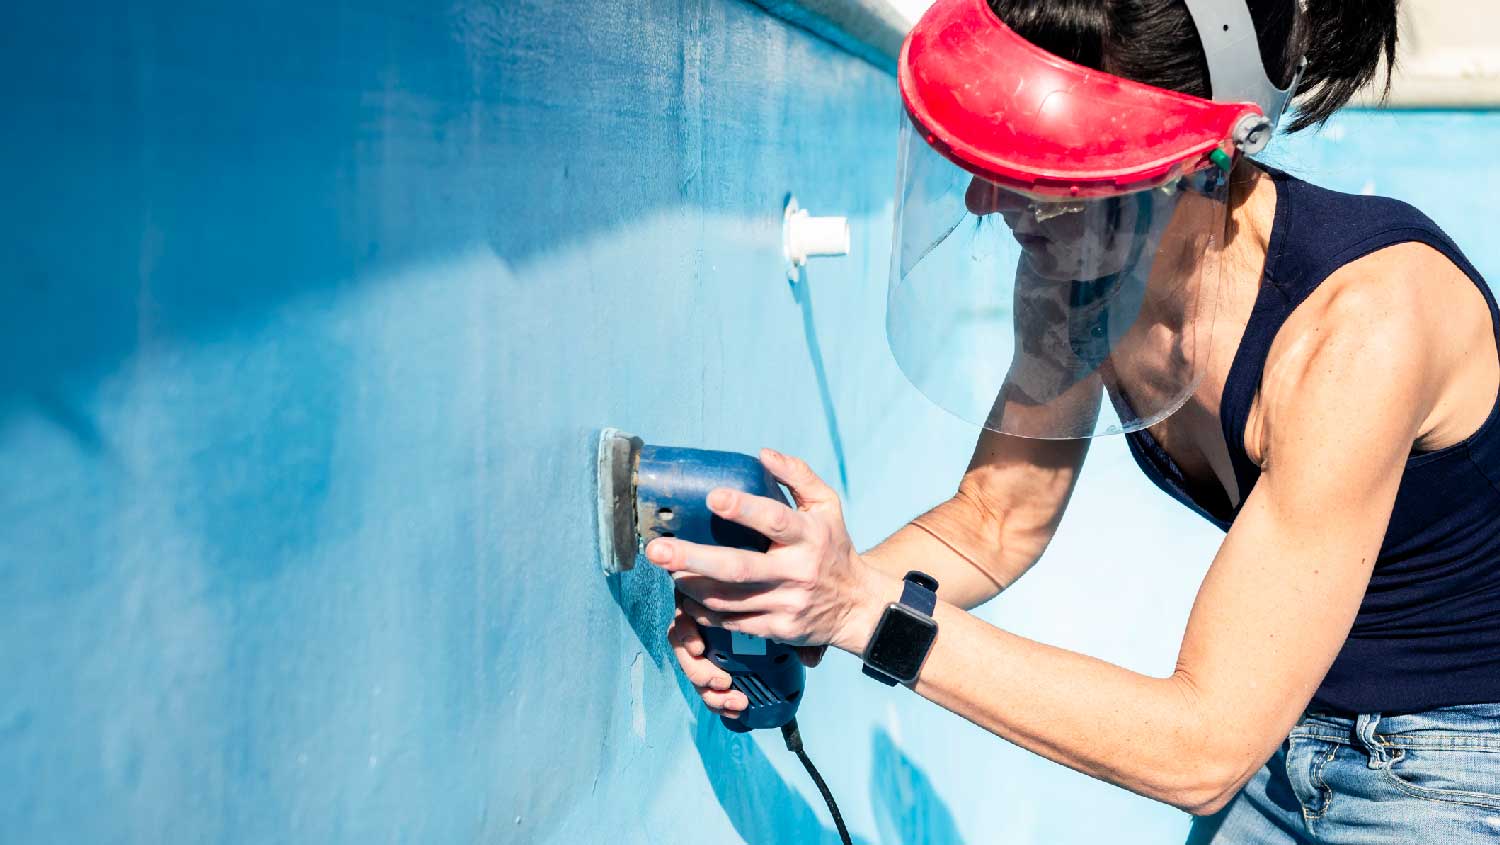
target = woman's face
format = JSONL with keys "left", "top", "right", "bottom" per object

{"left": 965, "top": 177, "right": 1148, "bottom": 281}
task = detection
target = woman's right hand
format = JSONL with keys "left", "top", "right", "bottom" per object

{"left": 667, "top": 593, "right": 826, "bottom": 720}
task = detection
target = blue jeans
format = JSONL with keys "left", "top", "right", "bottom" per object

{"left": 1187, "top": 704, "right": 1500, "bottom": 843}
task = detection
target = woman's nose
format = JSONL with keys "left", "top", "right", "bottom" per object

{"left": 965, "top": 177, "right": 1026, "bottom": 216}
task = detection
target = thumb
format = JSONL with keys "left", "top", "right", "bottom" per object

{"left": 761, "top": 449, "right": 839, "bottom": 510}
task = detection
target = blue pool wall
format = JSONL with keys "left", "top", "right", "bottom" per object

{"left": 1, "top": 0, "right": 1497, "bottom": 842}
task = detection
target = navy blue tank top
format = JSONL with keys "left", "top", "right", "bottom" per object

{"left": 1125, "top": 165, "right": 1500, "bottom": 714}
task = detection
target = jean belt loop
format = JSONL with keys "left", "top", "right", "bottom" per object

{"left": 1354, "top": 712, "right": 1388, "bottom": 768}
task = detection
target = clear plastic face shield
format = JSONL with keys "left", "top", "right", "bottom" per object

{"left": 887, "top": 113, "right": 1232, "bottom": 439}
{"left": 887, "top": 0, "right": 1300, "bottom": 439}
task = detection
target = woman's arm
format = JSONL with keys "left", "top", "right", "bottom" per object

{"left": 864, "top": 431, "right": 1090, "bottom": 610}
{"left": 656, "top": 265, "right": 1439, "bottom": 813}
{"left": 854, "top": 277, "right": 1434, "bottom": 813}
{"left": 666, "top": 425, "right": 1088, "bottom": 721}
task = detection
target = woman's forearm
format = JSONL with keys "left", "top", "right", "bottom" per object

{"left": 861, "top": 518, "right": 1002, "bottom": 610}
{"left": 837, "top": 580, "right": 1232, "bottom": 815}
{"left": 861, "top": 430, "right": 1084, "bottom": 608}
{"left": 862, "top": 492, "right": 1054, "bottom": 610}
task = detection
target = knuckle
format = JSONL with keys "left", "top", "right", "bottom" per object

{"left": 735, "top": 617, "right": 765, "bottom": 638}
{"left": 730, "top": 558, "right": 754, "bottom": 585}
{"left": 718, "top": 490, "right": 739, "bottom": 513}
{"left": 786, "top": 559, "right": 819, "bottom": 589}
{"left": 773, "top": 580, "right": 807, "bottom": 608}
{"left": 813, "top": 519, "right": 836, "bottom": 546}
{"left": 799, "top": 524, "right": 828, "bottom": 554}
{"left": 776, "top": 596, "right": 805, "bottom": 618}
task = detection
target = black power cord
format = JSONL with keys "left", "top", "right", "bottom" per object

{"left": 781, "top": 719, "right": 852, "bottom": 845}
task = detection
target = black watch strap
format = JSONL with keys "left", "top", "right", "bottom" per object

{"left": 900, "top": 571, "right": 938, "bottom": 615}
{"left": 862, "top": 571, "right": 939, "bottom": 686}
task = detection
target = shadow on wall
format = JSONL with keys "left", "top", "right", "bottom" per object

{"left": 791, "top": 264, "right": 852, "bottom": 496}
{"left": 609, "top": 552, "right": 966, "bottom": 845}
{"left": 608, "top": 558, "right": 874, "bottom": 844}
{"left": 870, "top": 726, "right": 966, "bottom": 845}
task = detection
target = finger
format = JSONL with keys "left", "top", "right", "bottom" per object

{"left": 671, "top": 634, "right": 732, "bottom": 691}
{"left": 671, "top": 573, "right": 781, "bottom": 614}
{"left": 667, "top": 605, "right": 706, "bottom": 658}
{"left": 705, "top": 488, "right": 804, "bottom": 545}
{"left": 678, "top": 593, "right": 762, "bottom": 637}
{"left": 645, "top": 537, "right": 771, "bottom": 584}
{"left": 669, "top": 610, "right": 731, "bottom": 690}
{"left": 702, "top": 688, "right": 748, "bottom": 714}
{"left": 760, "top": 449, "right": 839, "bottom": 510}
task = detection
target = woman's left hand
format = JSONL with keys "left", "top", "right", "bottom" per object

{"left": 645, "top": 448, "right": 897, "bottom": 654}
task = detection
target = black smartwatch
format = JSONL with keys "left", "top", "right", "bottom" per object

{"left": 861, "top": 571, "right": 940, "bottom": 686}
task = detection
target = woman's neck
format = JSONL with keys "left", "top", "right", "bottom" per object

{"left": 1226, "top": 163, "right": 1278, "bottom": 276}
{"left": 1193, "top": 162, "right": 1280, "bottom": 424}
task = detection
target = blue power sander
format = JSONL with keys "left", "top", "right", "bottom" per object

{"left": 596, "top": 429, "right": 850, "bottom": 843}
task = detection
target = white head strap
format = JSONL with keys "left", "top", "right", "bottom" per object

{"left": 1181, "top": 0, "right": 1307, "bottom": 132}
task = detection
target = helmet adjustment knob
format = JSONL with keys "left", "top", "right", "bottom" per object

{"left": 1232, "top": 114, "right": 1274, "bottom": 155}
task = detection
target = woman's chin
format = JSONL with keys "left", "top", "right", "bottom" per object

{"left": 1021, "top": 253, "right": 1074, "bottom": 281}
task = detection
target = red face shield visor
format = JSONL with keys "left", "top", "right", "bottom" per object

{"left": 899, "top": 0, "right": 1275, "bottom": 200}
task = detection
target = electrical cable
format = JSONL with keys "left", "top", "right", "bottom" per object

{"left": 781, "top": 719, "right": 852, "bottom": 845}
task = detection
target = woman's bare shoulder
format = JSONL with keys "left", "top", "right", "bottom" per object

{"left": 1261, "top": 242, "right": 1498, "bottom": 455}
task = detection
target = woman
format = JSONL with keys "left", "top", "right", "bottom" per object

{"left": 651, "top": 0, "right": 1500, "bottom": 841}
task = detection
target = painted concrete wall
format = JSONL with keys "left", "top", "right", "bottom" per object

{"left": 2, "top": 0, "right": 1497, "bottom": 843}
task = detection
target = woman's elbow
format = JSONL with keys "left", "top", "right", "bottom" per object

{"left": 1176, "top": 787, "right": 1234, "bottom": 818}
{"left": 1167, "top": 758, "right": 1254, "bottom": 817}
{"left": 1156, "top": 675, "right": 1263, "bottom": 815}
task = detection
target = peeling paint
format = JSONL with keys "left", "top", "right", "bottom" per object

{"left": 630, "top": 652, "right": 647, "bottom": 741}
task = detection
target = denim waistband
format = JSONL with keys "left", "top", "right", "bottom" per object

{"left": 1292, "top": 701, "right": 1500, "bottom": 751}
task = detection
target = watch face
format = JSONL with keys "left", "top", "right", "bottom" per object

{"left": 867, "top": 604, "right": 938, "bottom": 683}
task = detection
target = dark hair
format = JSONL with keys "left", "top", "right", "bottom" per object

{"left": 986, "top": 0, "right": 1399, "bottom": 132}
